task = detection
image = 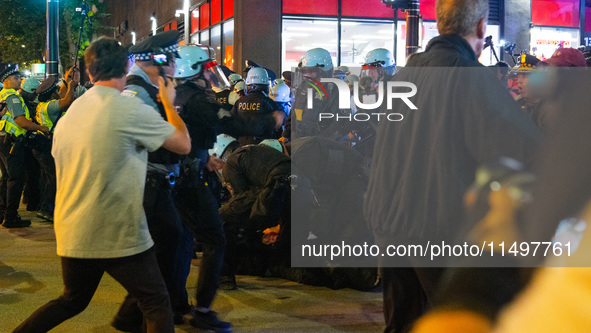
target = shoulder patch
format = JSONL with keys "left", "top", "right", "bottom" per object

{"left": 121, "top": 90, "right": 137, "bottom": 97}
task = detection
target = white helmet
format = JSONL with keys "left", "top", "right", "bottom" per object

{"left": 228, "top": 73, "right": 243, "bottom": 86}
{"left": 362, "top": 48, "right": 396, "bottom": 77}
{"left": 21, "top": 78, "right": 41, "bottom": 94}
{"left": 299, "top": 48, "right": 334, "bottom": 73}
{"left": 346, "top": 74, "right": 360, "bottom": 87}
{"left": 259, "top": 139, "right": 283, "bottom": 153}
{"left": 270, "top": 83, "right": 291, "bottom": 102}
{"left": 294, "top": 48, "right": 334, "bottom": 87}
{"left": 208, "top": 134, "right": 238, "bottom": 158}
{"left": 245, "top": 67, "right": 269, "bottom": 85}
{"left": 175, "top": 44, "right": 209, "bottom": 78}
{"left": 175, "top": 44, "right": 231, "bottom": 90}
{"left": 234, "top": 81, "right": 246, "bottom": 94}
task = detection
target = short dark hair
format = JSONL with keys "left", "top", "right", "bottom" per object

{"left": 85, "top": 37, "right": 129, "bottom": 82}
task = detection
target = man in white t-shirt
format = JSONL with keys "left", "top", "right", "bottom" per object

{"left": 14, "top": 37, "right": 191, "bottom": 333}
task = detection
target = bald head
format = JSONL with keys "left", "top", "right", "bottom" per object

{"left": 436, "top": 0, "right": 488, "bottom": 36}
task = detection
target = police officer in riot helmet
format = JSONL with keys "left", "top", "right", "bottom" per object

{"left": 172, "top": 43, "right": 233, "bottom": 332}
{"left": 216, "top": 73, "right": 242, "bottom": 111}
{"left": 360, "top": 48, "right": 396, "bottom": 90}
{"left": 230, "top": 67, "right": 283, "bottom": 145}
{"left": 351, "top": 48, "right": 396, "bottom": 117}
{"left": 285, "top": 47, "right": 351, "bottom": 141}
{"left": 270, "top": 83, "right": 291, "bottom": 136}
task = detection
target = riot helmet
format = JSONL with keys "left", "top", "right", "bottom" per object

{"left": 361, "top": 48, "right": 396, "bottom": 81}
{"left": 175, "top": 44, "right": 230, "bottom": 90}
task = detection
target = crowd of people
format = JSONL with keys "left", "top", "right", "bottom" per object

{"left": 2, "top": 0, "right": 591, "bottom": 331}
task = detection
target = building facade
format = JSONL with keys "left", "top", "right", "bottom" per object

{"left": 104, "top": 0, "right": 591, "bottom": 76}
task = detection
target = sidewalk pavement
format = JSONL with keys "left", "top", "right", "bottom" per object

{"left": 0, "top": 209, "right": 384, "bottom": 332}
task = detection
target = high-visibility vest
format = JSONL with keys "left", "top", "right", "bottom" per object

{"left": 36, "top": 100, "right": 64, "bottom": 132}
{"left": 0, "top": 88, "right": 30, "bottom": 137}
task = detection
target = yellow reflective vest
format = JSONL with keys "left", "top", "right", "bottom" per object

{"left": 36, "top": 100, "right": 64, "bottom": 132}
{"left": 0, "top": 88, "right": 30, "bottom": 137}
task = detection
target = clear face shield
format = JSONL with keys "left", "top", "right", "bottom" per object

{"left": 202, "top": 60, "right": 231, "bottom": 91}
{"left": 293, "top": 66, "right": 325, "bottom": 90}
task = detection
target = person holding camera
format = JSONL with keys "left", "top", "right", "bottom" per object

{"left": 32, "top": 67, "right": 80, "bottom": 222}
{"left": 0, "top": 65, "right": 49, "bottom": 228}
{"left": 14, "top": 36, "right": 190, "bottom": 333}
{"left": 112, "top": 30, "right": 195, "bottom": 329}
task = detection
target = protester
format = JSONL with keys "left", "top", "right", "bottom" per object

{"left": 13, "top": 36, "right": 190, "bottom": 333}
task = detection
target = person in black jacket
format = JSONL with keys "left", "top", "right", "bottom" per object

{"left": 172, "top": 44, "right": 233, "bottom": 333}
{"left": 363, "top": 0, "right": 542, "bottom": 331}
{"left": 216, "top": 140, "right": 291, "bottom": 289}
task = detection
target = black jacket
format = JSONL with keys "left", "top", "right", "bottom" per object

{"left": 364, "top": 34, "right": 542, "bottom": 243}
{"left": 219, "top": 145, "right": 290, "bottom": 231}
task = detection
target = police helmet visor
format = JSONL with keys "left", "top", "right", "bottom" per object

{"left": 293, "top": 66, "right": 324, "bottom": 90}
{"left": 202, "top": 60, "right": 231, "bottom": 91}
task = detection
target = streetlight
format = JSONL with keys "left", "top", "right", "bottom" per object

{"left": 151, "top": 13, "right": 157, "bottom": 36}
{"left": 174, "top": 0, "right": 190, "bottom": 43}
{"left": 131, "top": 31, "right": 136, "bottom": 45}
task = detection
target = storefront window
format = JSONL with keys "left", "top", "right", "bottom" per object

{"left": 211, "top": 25, "right": 222, "bottom": 64}
{"left": 200, "top": 30, "right": 209, "bottom": 45}
{"left": 223, "top": 0, "right": 234, "bottom": 20}
{"left": 341, "top": 0, "right": 394, "bottom": 18}
{"left": 282, "top": 0, "right": 338, "bottom": 16}
{"left": 395, "top": 21, "right": 438, "bottom": 67}
{"left": 190, "top": 33, "right": 199, "bottom": 44}
{"left": 282, "top": 18, "right": 338, "bottom": 72}
{"left": 340, "top": 20, "right": 395, "bottom": 68}
{"left": 190, "top": 10, "right": 199, "bottom": 34}
{"left": 223, "top": 20, "right": 235, "bottom": 70}
{"left": 211, "top": 0, "right": 222, "bottom": 26}
{"left": 530, "top": 27, "right": 580, "bottom": 59}
{"left": 532, "top": 0, "right": 580, "bottom": 27}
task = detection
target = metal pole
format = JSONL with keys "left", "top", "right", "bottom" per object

{"left": 184, "top": 0, "right": 190, "bottom": 44}
{"left": 405, "top": 0, "right": 420, "bottom": 57}
{"left": 46, "top": 0, "right": 59, "bottom": 78}
{"left": 393, "top": 9, "right": 398, "bottom": 64}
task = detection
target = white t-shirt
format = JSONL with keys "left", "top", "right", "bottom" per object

{"left": 52, "top": 85, "right": 175, "bottom": 258}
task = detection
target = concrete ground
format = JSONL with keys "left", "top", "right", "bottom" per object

{"left": 0, "top": 209, "right": 384, "bottom": 332}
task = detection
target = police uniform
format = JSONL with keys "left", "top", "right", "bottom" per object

{"left": 287, "top": 79, "right": 350, "bottom": 140}
{"left": 174, "top": 79, "right": 228, "bottom": 311}
{"left": 215, "top": 88, "right": 233, "bottom": 111}
{"left": 0, "top": 65, "right": 32, "bottom": 227}
{"left": 515, "top": 54, "right": 543, "bottom": 130}
{"left": 114, "top": 31, "right": 194, "bottom": 326}
{"left": 32, "top": 76, "right": 72, "bottom": 222}
{"left": 231, "top": 90, "right": 278, "bottom": 145}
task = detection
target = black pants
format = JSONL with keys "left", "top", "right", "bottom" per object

{"left": 175, "top": 182, "right": 226, "bottom": 309}
{"left": 32, "top": 144, "right": 56, "bottom": 214}
{"left": 379, "top": 266, "right": 445, "bottom": 333}
{"left": 13, "top": 248, "right": 174, "bottom": 333}
{"left": 0, "top": 135, "right": 9, "bottom": 218}
{"left": 23, "top": 144, "right": 41, "bottom": 211}
{"left": 115, "top": 176, "right": 193, "bottom": 325}
{"left": 4, "top": 136, "right": 27, "bottom": 219}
